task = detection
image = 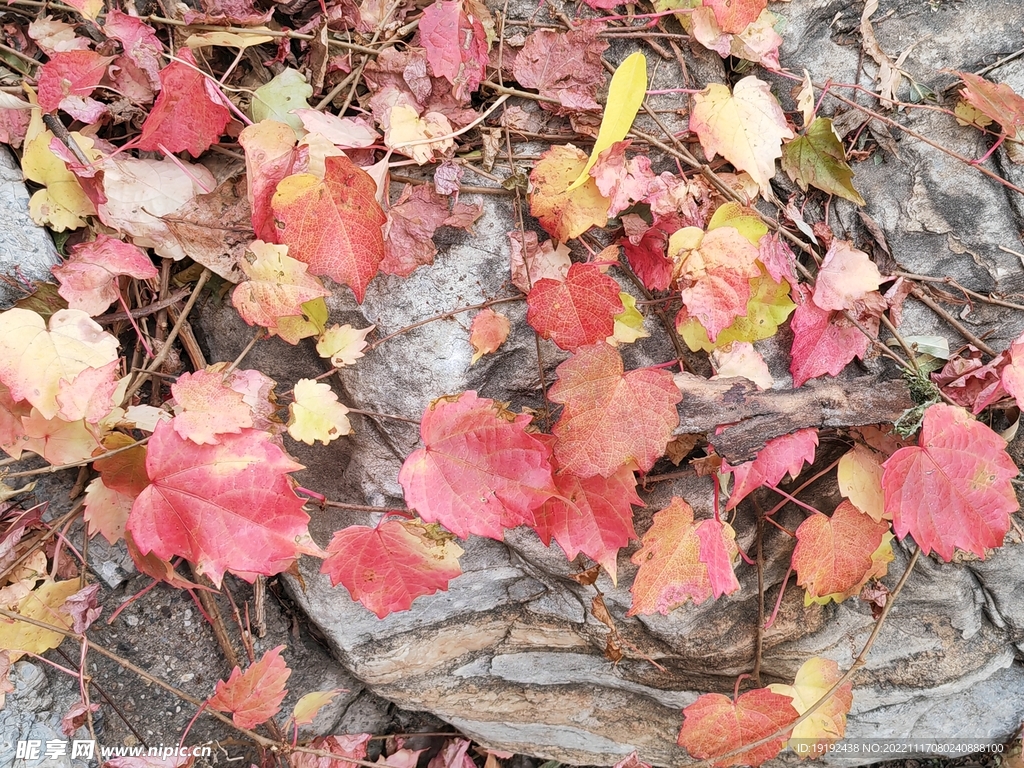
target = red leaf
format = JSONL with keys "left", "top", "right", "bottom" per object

{"left": 533, "top": 463, "right": 641, "bottom": 581}
{"left": 420, "top": 0, "right": 489, "bottom": 101}
{"left": 792, "top": 501, "right": 890, "bottom": 599}
{"left": 620, "top": 214, "right": 678, "bottom": 292}
{"left": 882, "top": 404, "right": 1018, "bottom": 561}
{"left": 958, "top": 71, "right": 1024, "bottom": 139}
{"left": 512, "top": 23, "right": 608, "bottom": 114}
{"left": 695, "top": 517, "right": 740, "bottom": 599}
{"left": 170, "top": 369, "right": 255, "bottom": 445}
{"left": 789, "top": 285, "right": 878, "bottom": 388}
{"left": 722, "top": 428, "right": 818, "bottom": 510}
{"left": 381, "top": 185, "right": 481, "bottom": 277}
{"left": 271, "top": 156, "right": 387, "bottom": 303}
{"left": 526, "top": 263, "right": 624, "bottom": 351}
{"left": 702, "top": 0, "right": 767, "bottom": 34}
{"left": 628, "top": 497, "right": 738, "bottom": 615}
{"left": 126, "top": 421, "right": 316, "bottom": 586}
{"left": 931, "top": 346, "right": 1006, "bottom": 414}
{"left": 290, "top": 735, "right": 371, "bottom": 768}
{"left": 812, "top": 240, "right": 882, "bottom": 312}
{"left": 239, "top": 121, "right": 299, "bottom": 242}
{"left": 52, "top": 234, "right": 158, "bottom": 316}
{"left": 399, "top": 391, "right": 557, "bottom": 539}
{"left": 678, "top": 689, "right": 798, "bottom": 767}
{"left": 136, "top": 48, "right": 231, "bottom": 157}
{"left": 36, "top": 50, "right": 113, "bottom": 123}
{"left": 103, "top": 11, "right": 163, "bottom": 103}
{"left": 208, "top": 645, "right": 291, "bottom": 730}
{"left": 550, "top": 344, "right": 681, "bottom": 477}
{"left": 469, "top": 308, "right": 511, "bottom": 363}
{"left": 320, "top": 519, "right": 463, "bottom": 618}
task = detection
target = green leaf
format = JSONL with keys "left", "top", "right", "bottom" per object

{"left": 566, "top": 52, "right": 647, "bottom": 192}
{"left": 781, "top": 117, "right": 865, "bottom": 205}
{"left": 250, "top": 68, "right": 313, "bottom": 135}
{"left": 677, "top": 272, "right": 795, "bottom": 352}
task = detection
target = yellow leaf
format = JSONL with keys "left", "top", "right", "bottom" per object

{"left": 22, "top": 108, "right": 98, "bottom": 231}
{"left": 275, "top": 297, "right": 328, "bottom": 346}
{"left": 186, "top": 29, "right": 275, "bottom": 48}
{"left": 567, "top": 52, "right": 648, "bottom": 192}
{"left": 316, "top": 324, "right": 375, "bottom": 367}
{"left": 769, "top": 656, "right": 852, "bottom": 752}
{"left": 291, "top": 689, "right": 343, "bottom": 727}
{"left": 837, "top": 444, "right": 888, "bottom": 522}
{"left": 0, "top": 578, "right": 79, "bottom": 661}
{"left": 707, "top": 201, "right": 768, "bottom": 245}
{"left": 287, "top": 378, "right": 352, "bottom": 446}
{"left": 689, "top": 76, "right": 795, "bottom": 195}
{"left": 385, "top": 104, "right": 454, "bottom": 165}
{"left": 608, "top": 293, "right": 649, "bottom": 346}
{"left": 677, "top": 271, "right": 794, "bottom": 351}
{"left": 0, "top": 308, "right": 119, "bottom": 419}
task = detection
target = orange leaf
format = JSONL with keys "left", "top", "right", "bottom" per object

{"left": 792, "top": 501, "right": 890, "bottom": 601}
{"left": 271, "top": 155, "right": 387, "bottom": 303}
{"left": 208, "top": 645, "right": 291, "bottom": 730}
{"left": 628, "top": 497, "right": 738, "bottom": 615}
{"left": 550, "top": 344, "right": 680, "bottom": 477}
{"left": 678, "top": 688, "right": 798, "bottom": 767}
{"left": 529, "top": 145, "right": 610, "bottom": 242}
{"left": 469, "top": 308, "right": 511, "bottom": 363}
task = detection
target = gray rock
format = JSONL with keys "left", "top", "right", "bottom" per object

{"left": 0, "top": 147, "right": 61, "bottom": 308}
{"left": 0, "top": 662, "right": 90, "bottom": 768}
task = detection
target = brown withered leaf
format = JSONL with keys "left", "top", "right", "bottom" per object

{"left": 164, "top": 175, "right": 252, "bottom": 282}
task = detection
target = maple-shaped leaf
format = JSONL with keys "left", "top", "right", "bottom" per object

{"left": 1002, "top": 330, "right": 1024, "bottom": 408}
{"left": 21, "top": 409, "right": 101, "bottom": 465}
{"left": 812, "top": 240, "right": 882, "bottom": 312}
{"left": 316, "top": 324, "right": 374, "bottom": 368}
{"left": 792, "top": 501, "right": 890, "bottom": 601}
{"left": 93, "top": 155, "right": 217, "bottom": 262}
{"left": 36, "top": 50, "right": 113, "bottom": 123}
{"left": 678, "top": 689, "right": 798, "bottom": 767}
{"left": 689, "top": 77, "right": 795, "bottom": 195}
{"left": 768, "top": 657, "right": 852, "bottom": 750}
{"left": 238, "top": 120, "right": 298, "bottom": 241}
{"left": 287, "top": 378, "right": 352, "bottom": 446}
{"left": 208, "top": 645, "right": 291, "bottom": 730}
{"left": 21, "top": 120, "right": 97, "bottom": 231}
{"left": 837, "top": 444, "right": 887, "bottom": 522}
{"left": 52, "top": 234, "right": 158, "bottom": 316}
{"left": 529, "top": 145, "right": 611, "bottom": 242}
{"left": 0, "top": 308, "right": 119, "bottom": 420}
{"left": 533, "top": 463, "right": 641, "bottom": 583}
{"left": 957, "top": 71, "right": 1024, "bottom": 142}
{"left": 381, "top": 184, "right": 482, "bottom": 277}
{"left": 85, "top": 476, "right": 136, "bottom": 545}
{"left": 526, "top": 263, "right": 624, "bottom": 351}
{"left": 695, "top": 516, "right": 741, "bottom": 599}
{"left": 789, "top": 285, "right": 878, "bottom": 388}
{"left": 782, "top": 118, "right": 865, "bottom": 205}
{"left": 550, "top": 344, "right": 681, "bottom": 477}
{"left": 703, "top": 0, "right": 767, "bottom": 34}
{"left": 127, "top": 421, "right": 318, "bottom": 586}
{"left": 628, "top": 497, "right": 738, "bottom": 615}
{"left": 271, "top": 155, "right": 387, "bottom": 303}
{"left": 232, "top": 240, "right": 330, "bottom": 341}
{"left": 690, "top": 7, "right": 781, "bottom": 68}
{"left": 509, "top": 231, "right": 571, "bottom": 293}
{"left": 321, "top": 518, "right": 464, "bottom": 618}
{"left": 420, "top": 0, "right": 489, "bottom": 101}
{"left": 512, "top": 23, "right": 608, "bottom": 114}
{"left": 723, "top": 428, "right": 818, "bottom": 510}
{"left": 54, "top": 359, "right": 120, "bottom": 424}
{"left": 670, "top": 225, "right": 761, "bottom": 342}
{"left": 469, "top": 309, "right": 511, "bottom": 363}
{"left": 136, "top": 48, "right": 231, "bottom": 157}
{"left": 170, "top": 368, "right": 254, "bottom": 445}
{"left": 882, "top": 404, "right": 1018, "bottom": 561}
{"left": 0, "top": 578, "right": 79, "bottom": 661}
{"left": 620, "top": 214, "right": 676, "bottom": 292}
{"left": 399, "top": 391, "right": 557, "bottom": 539}
{"left": 103, "top": 11, "right": 163, "bottom": 104}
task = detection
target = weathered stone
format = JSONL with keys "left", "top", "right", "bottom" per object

{"left": 0, "top": 147, "right": 60, "bottom": 308}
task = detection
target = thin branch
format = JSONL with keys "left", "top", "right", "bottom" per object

{"left": 910, "top": 286, "right": 998, "bottom": 357}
